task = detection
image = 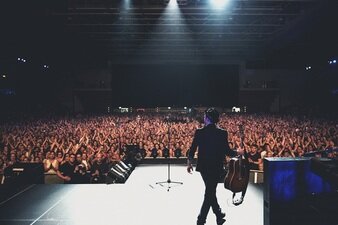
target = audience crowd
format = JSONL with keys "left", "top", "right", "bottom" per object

{"left": 0, "top": 113, "right": 337, "bottom": 182}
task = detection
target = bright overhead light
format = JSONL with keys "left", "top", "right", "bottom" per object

{"left": 166, "top": 0, "right": 179, "bottom": 9}
{"left": 210, "top": 0, "right": 229, "bottom": 9}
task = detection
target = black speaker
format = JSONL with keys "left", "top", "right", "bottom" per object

{"left": 118, "top": 161, "right": 132, "bottom": 172}
{"left": 107, "top": 166, "right": 126, "bottom": 184}
{"left": 4, "top": 163, "right": 44, "bottom": 184}
{"left": 125, "top": 145, "right": 142, "bottom": 165}
{"left": 114, "top": 164, "right": 129, "bottom": 178}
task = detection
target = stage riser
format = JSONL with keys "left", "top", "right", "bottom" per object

{"left": 139, "top": 157, "right": 188, "bottom": 164}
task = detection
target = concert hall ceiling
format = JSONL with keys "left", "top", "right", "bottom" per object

{"left": 1, "top": 0, "right": 336, "bottom": 65}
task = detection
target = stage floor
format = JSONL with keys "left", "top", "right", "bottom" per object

{"left": 0, "top": 165, "right": 263, "bottom": 225}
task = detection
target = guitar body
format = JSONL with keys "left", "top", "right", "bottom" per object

{"left": 224, "top": 156, "right": 249, "bottom": 193}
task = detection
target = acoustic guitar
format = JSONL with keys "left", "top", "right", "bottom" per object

{"left": 224, "top": 124, "right": 249, "bottom": 205}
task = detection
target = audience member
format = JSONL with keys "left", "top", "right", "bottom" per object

{"left": 57, "top": 153, "right": 76, "bottom": 184}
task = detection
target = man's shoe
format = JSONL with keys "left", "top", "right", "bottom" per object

{"left": 197, "top": 220, "right": 205, "bottom": 225}
{"left": 217, "top": 218, "right": 226, "bottom": 225}
{"left": 216, "top": 212, "right": 226, "bottom": 219}
{"left": 197, "top": 215, "right": 206, "bottom": 225}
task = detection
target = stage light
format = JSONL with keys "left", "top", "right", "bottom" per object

{"left": 168, "top": 107, "right": 171, "bottom": 110}
{"left": 328, "top": 59, "right": 336, "bottom": 64}
{"left": 232, "top": 106, "right": 240, "bottom": 113}
{"left": 210, "top": 0, "right": 229, "bottom": 9}
{"left": 184, "top": 107, "right": 187, "bottom": 110}
{"left": 306, "top": 66, "right": 312, "bottom": 71}
{"left": 2, "top": 75, "right": 6, "bottom": 78}
{"left": 165, "top": 0, "right": 179, "bottom": 8}
{"left": 43, "top": 65, "right": 49, "bottom": 69}
{"left": 17, "top": 57, "right": 26, "bottom": 62}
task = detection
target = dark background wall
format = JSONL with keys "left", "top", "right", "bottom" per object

{"left": 1, "top": 58, "right": 336, "bottom": 116}
{"left": 111, "top": 64, "right": 239, "bottom": 107}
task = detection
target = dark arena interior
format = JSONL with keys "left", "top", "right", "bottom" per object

{"left": 0, "top": 0, "right": 338, "bottom": 225}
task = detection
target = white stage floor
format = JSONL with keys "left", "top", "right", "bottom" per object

{"left": 0, "top": 165, "right": 263, "bottom": 225}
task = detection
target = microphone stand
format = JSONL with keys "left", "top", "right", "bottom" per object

{"left": 155, "top": 115, "right": 183, "bottom": 191}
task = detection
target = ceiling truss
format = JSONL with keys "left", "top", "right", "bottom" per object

{"left": 51, "top": 0, "right": 320, "bottom": 62}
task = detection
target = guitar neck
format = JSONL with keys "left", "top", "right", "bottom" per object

{"left": 239, "top": 124, "right": 245, "bottom": 148}
{"left": 238, "top": 124, "right": 248, "bottom": 158}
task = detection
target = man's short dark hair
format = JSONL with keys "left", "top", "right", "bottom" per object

{"left": 205, "top": 108, "right": 219, "bottom": 123}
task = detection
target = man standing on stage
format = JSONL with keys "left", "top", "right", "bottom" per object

{"left": 187, "top": 108, "right": 244, "bottom": 225}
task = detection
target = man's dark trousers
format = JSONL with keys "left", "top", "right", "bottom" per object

{"left": 198, "top": 171, "right": 222, "bottom": 223}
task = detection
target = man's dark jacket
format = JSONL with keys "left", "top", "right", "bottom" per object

{"left": 188, "top": 124, "right": 237, "bottom": 174}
